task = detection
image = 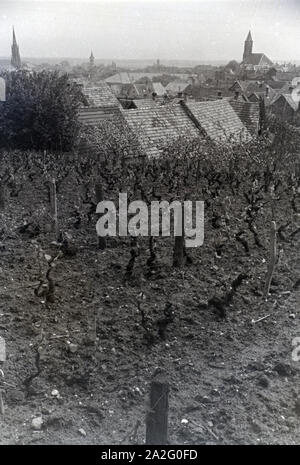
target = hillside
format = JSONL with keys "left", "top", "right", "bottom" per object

{"left": 0, "top": 154, "right": 299, "bottom": 445}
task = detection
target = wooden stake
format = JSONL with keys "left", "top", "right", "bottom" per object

{"left": 49, "top": 179, "right": 58, "bottom": 240}
{"left": 263, "top": 221, "right": 277, "bottom": 298}
{"left": 146, "top": 373, "right": 169, "bottom": 445}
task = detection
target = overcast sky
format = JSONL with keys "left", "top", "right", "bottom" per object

{"left": 0, "top": 0, "right": 299, "bottom": 61}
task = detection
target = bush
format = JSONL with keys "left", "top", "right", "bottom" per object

{"left": 0, "top": 70, "right": 85, "bottom": 151}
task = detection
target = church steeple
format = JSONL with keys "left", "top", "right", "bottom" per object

{"left": 243, "top": 30, "right": 253, "bottom": 62}
{"left": 11, "top": 27, "right": 22, "bottom": 69}
{"left": 89, "top": 50, "right": 95, "bottom": 67}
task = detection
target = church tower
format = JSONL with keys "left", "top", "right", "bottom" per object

{"left": 243, "top": 30, "right": 253, "bottom": 62}
{"left": 11, "top": 27, "right": 22, "bottom": 69}
{"left": 89, "top": 51, "right": 95, "bottom": 68}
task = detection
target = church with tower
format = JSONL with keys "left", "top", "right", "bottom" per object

{"left": 11, "top": 27, "right": 22, "bottom": 70}
{"left": 241, "top": 30, "right": 273, "bottom": 71}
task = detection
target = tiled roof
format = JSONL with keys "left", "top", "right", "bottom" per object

{"left": 271, "top": 94, "right": 298, "bottom": 111}
{"left": 79, "top": 82, "right": 122, "bottom": 125}
{"left": 267, "top": 80, "right": 289, "bottom": 90}
{"left": 244, "top": 53, "right": 273, "bottom": 66}
{"left": 78, "top": 107, "right": 123, "bottom": 125}
{"left": 229, "top": 100, "right": 260, "bottom": 134}
{"left": 184, "top": 99, "right": 252, "bottom": 143}
{"left": 229, "top": 80, "right": 253, "bottom": 92}
{"left": 122, "top": 105, "right": 200, "bottom": 157}
{"left": 245, "top": 82, "right": 276, "bottom": 99}
{"left": 132, "top": 99, "right": 158, "bottom": 109}
{"left": 166, "top": 81, "right": 190, "bottom": 94}
{"left": 82, "top": 82, "right": 120, "bottom": 108}
{"left": 152, "top": 82, "right": 166, "bottom": 96}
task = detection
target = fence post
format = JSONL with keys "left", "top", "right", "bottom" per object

{"left": 146, "top": 372, "right": 169, "bottom": 445}
{"left": 263, "top": 220, "right": 277, "bottom": 298}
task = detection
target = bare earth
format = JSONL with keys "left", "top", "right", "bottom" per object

{"left": 0, "top": 183, "right": 299, "bottom": 445}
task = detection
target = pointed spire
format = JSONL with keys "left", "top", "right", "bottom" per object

{"left": 246, "top": 30, "right": 253, "bottom": 42}
{"left": 12, "top": 26, "right": 17, "bottom": 44}
{"left": 89, "top": 50, "right": 95, "bottom": 67}
{"left": 11, "top": 27, "right": 22, "bottom": 69}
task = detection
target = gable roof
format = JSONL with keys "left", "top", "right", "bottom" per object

{"left": 79, "top": 82, "right": 122, "bottom": 125}
{"left": 229, "top": 80, "right": 254, "bottom": 92}
{"left": 152, "top": 82, "right": 166, "bottom": 96}
{"left": 183, "top": 99, "right": 252, "bottom": 143}
{"left": 82, "top": 82, "right": 121, "bottom": 108}
{"left": 229, "top": 100, "right": 260, "bottom": 134}
{"left": 271, "top": 93, "right": 298, "bottom": 111}
{"left": 122, "top": 105, "right": 199, "bottom": 157}
{"left": 267, "top": 80, "right": 289, "bottom": 90}
{"left": 166, "top": 81, "right": 191, "bottom": 94}
{"left": 244, "top": 53, "right": 273, "bottom": 67}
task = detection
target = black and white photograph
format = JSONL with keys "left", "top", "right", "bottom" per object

{"left": 0, "top": 0, "right": 299, "bottom": 449}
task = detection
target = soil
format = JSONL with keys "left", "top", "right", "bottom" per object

{"left": 0, "top": 175, "right": 299, "bottom": 445}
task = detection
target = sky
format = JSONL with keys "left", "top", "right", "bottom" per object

{"left": 0, "top": 0, "right": 300, "bottom": 62}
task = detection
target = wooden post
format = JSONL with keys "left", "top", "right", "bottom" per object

{"left": 263, "top": 220, "right": 277, "bottom": 298}
{"left": 173, "top": 204, "right": 185, "bottom": 267}
{"left": 49, "top": 179, "right": 58, "bottom": 240}
{"left": 146, "top": 372, "right": 169, "bottom": 445}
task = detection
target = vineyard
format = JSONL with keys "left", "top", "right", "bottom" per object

{"left": 0, "top": 118, "right": 299, "bottom": 444}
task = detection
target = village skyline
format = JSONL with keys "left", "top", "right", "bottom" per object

{"left": 0, "top": 0, "right": 300, "bottom": 61}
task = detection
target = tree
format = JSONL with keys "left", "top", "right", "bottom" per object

{"left": 0, "top": 70, "right": 85, "bottom": 151}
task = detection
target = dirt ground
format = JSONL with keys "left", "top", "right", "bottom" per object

{"left": 0, "top": 180, "right": 299, "bottom": 445}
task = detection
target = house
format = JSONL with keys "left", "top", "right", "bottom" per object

{"left": 78, "top": 82, "right": 123, "bottom": 125}
{"left": 241, "top": 31, "right": 273, "bottom": 71}
{"left": 270, "top": 94, "right": 299, "bottom": 123}
{"left": 230, "top": 80, "right": 277, "bottom": 106}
